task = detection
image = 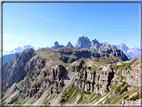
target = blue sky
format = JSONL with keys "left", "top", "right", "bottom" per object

{"left": 3, "top": 3, "right": 139, "bottom": 50}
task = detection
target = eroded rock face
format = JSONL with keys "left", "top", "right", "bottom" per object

{"left": 3, "top": 48, "right": 35, "bottom": 92}
{"left": 52, "top": 41, "right": 65, "bottom": 49}
{"left": 18, "top": 63, "right": 67, "bottom": 99}
{"left": 122, "top": 69, "right": 139, "bottom": 86}
{"left": 24, "top": 55, "right": 46, "bottom": 74}
{"left": 74, "top": 64, "right": 114, "bottom": 95}
{"left": 90, "top": 39, "right": 102, "bottom": 52}
{"left": 66, "top": 42, "right": 74, "bottom": 48}
{"left": 3, "top": 61, "right": 14, "bottom": 77}
{"left": 70, "top": 59, "right": 85, "bottom": 72}
{"left": 75, "top": 36, "right": 91, "bottom": 49}
{"left": 98, "top": 46, "right": 129, "bottom": 61}
{"left": 50, "top": 65, "right": 68, "bottom": 81}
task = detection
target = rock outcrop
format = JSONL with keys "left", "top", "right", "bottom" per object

{"left": 70, "top": 59, "right": 85, "bottom": 72}
{"left": 90, "top": 39, "right": 102, "bottom": 52}
{"left": 66, "top": 42, "right": 74, "bottom": 48}
{"left": 98, "top": 45, "right": 129, "bottom": 61}
{"left": 3, "top": 48, "right": 35, "bottom": 92}
{"left": 75, "top": 36, "right": 91, "bottom": 49}
{"left": 51, "top": 41, "right": 65, "bottom": 49}
{"left": 18, "top": 63, "right": 67, "bottom": 99}
{"left": 3, "top": 61, "right": 14, "bottom": 77}
{"left": 74, "top": 64, "right": 114, "bottom": 95}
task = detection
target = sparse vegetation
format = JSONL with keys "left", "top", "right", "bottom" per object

{"left": 85, "top": 79, "right": 90, "bottom": 84}
{"left": 124, "top": 95, "right": 129, "bottom": 99}
{"left": 115, "top": 86, "right": 121, "bottom": 93}
{"left": 8, "top": 95, "right": 18, "bottom": 104}
{"left": 120, "top": 85, "right": 128, "bottom": 94}
{"left": 130, "top": 92, "right": 142, "bottom": 101}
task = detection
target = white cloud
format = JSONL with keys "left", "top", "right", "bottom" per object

{"left": 23, "top": 40, "right": 31, "bottom": 45}
{"left": 20, "top": 40, "right": 31, "bottom": 46}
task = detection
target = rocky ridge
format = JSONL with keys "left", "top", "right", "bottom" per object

{"left": 2, "top": 48, "right": 140, "bottom": 105}
{"left": 3, "top": 48, "right": 35, "bottom": 92}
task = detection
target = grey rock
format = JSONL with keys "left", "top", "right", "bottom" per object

{"left": 3, "top": 48, "right": 35, "bottom": 92}
{"left": 52, "top": 41, "right": 65, "bottom": 49}
{"left": 75, "top": 36, "right": 91, "bottom": 49}
{"left": 66, "top": 42, "right": 74, "bottom": 48}
{"left": 90, "top": 39, "right": 102, "bottom": 52}
{"left": 70, "top": 59, "right": 85, "bottom": 72}
{"left": 98, "top": 46, "right": 129, "bottom": 61}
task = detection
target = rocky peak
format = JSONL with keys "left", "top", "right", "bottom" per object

{"left": 54, "top": 41, "right": 59, "bottom": 46}
{"left": 3, "top": 48, "right": 35, "bottom": 92}
{"left": 3, "top": 61, "right": 14, "bottom": 77}
{"left": 66, "top": 41, "right": 74, "bottom": 48}
{"left": 90, "top": 39, "right": 102, "bottom": 52}
{"left": 102, "top": 42, "right": 110, "bottom": 47}
{"left": 52, "top": 41, "right": 65, "bottom": 49}
{"left": 75, "top": 36, "right": 91, "bottom": 49}
{"left": 54, "top": 41, "right": 59, "bottom": 49}
{"left": 111, "top": 45, "right": 116, "bottom": 50}
{"left": 14, "top": 53, "right": 19, "bottom": 62}
{"left": 116, "top": 43, "right": 129, "bottom": 52}
{"left": 98, "top": 46, "right": 129, "bottom": 61}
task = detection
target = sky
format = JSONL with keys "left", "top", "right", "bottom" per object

{"left": 3, "top": 3, "right": 139, "bottom": 51}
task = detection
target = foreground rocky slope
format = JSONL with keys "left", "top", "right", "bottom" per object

{"left": 3, "top": 48, "right": 35, "bottom": 92}
{"left": 2, "top": 48, "right": 141, "bottom": 106}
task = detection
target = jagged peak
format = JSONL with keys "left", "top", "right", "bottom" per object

{"left": 54, "top": 41, "right": 59, "bottom": 46}
{"left": 111, "top": 45, "right": 116, "bottom": 49}
{"left": 67, "top": 41, "right": 72, "bottom": 45}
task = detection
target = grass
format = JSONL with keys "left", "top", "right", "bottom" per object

{"left": 44, "top": 95, "right": 52, "bottom": 104}
{"left": 85, "top": 79, "right": 90, "bottom": 84}
{"left": 122, "top": 58, "right": 137, "bottom": 70}
{"left": 104, "top": 98, "right": 111, "bottom": 104}
{"left": 92, "top": 93, "right": 102, "bottom": 103}
{"left": 61, "top": 86, "right": 77, "bottom": 103}
{"left": 51, "top": 52, "right": 65, "bottom": 64}
{"left": 115, "top": 86, "right": 121, "bottom": 93}
{"left": 99, "top": 56, "right": 120, "bottom": 64}
{"left": 119, "top": 85, "right": 128, "bottom": 94}
{"left": 120, "top": 82, "right": 126, "bottom": 87}
{"left": 130, "top": 92, "right": 142, "bottom": 101}
{"left": 70, "top": 87, "right": 82, "bottom": 103}
{"left": 93, "top": 61, "right": 107, "bottom": 67}
{"left": 124, "top": 95, "right": 129, "bottom": 99}
{"left": 111, "top": 86, "right": 139, "bottom": 104}
{"left": 89, "top": 93, "right": 96, "bottom": 101}
{"left": 117, "top": 73, "right": 126, "bottom": 80}
{"left": 77, "top": 90, "right": 91, "bottom": 104}
{"left": 113, "top": 58, "right": 137, "bottom": 71}
{"left": 8, "top": 95, "right": 19, "bottom": 104}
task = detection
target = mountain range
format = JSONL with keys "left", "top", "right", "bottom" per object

{"left": 2, "top": 46, "right": 140, "bottom": 105}
{"left": 2, "top": 36, "right": 140, "bottom": 65}
{"left": 2, "top": 36, "right": 141, "bottom": 105}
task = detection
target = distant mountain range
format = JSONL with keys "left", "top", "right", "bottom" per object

{"left": 3, "top": 45, "right": 40, "bottom": 55}
{"left": 48, "top": 36, "right": 140, "bottom": 60}
{"left": 115, "top": 43, "right": 140, "bottom": 60}
{"left": 1, "top": 36, "right": 140, "bottom": 64}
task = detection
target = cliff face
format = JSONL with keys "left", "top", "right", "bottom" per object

{"left": 75, "top": 36, "right": 91, "bottom": 49}
{"left": 74, "top": 64, "right": 114, "bottom": 96}
{"left": 3, "top": 48, "right": 35, "bottom": 92}
{"left": 2, "top": 48, "right": 140, "bottom": 105}
{"left": 98, "top": 45, "right": 129, "bottom": 61}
